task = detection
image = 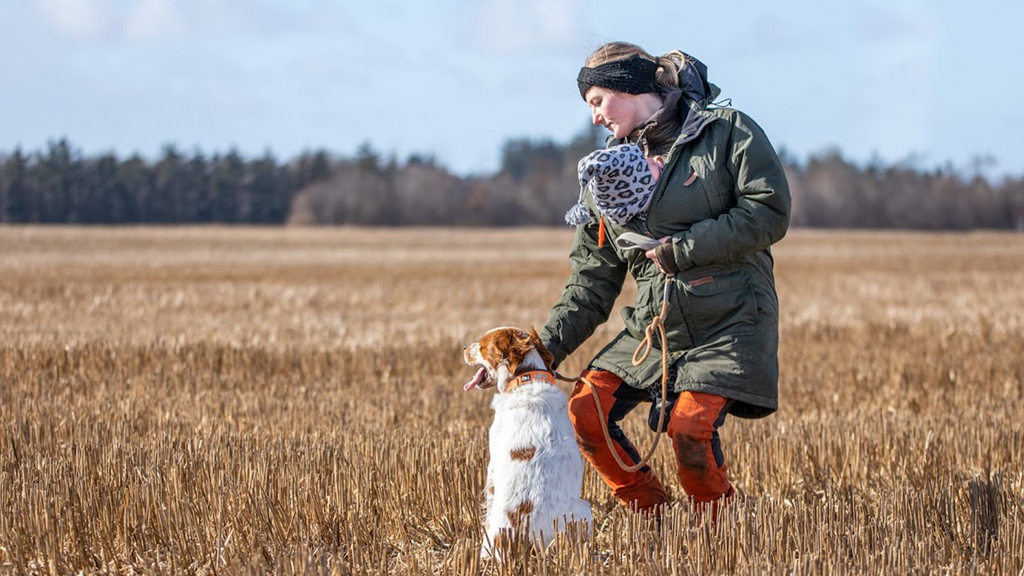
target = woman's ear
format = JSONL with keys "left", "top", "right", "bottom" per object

{"left": 529, "top": 328, "right": 555, "bottom": 371}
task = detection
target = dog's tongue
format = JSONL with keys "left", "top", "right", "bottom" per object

{"left": 464, "top": 367, "right": 487, "bottom": 391}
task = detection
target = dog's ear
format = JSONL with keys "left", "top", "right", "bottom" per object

{"left": 505, "top": 331, "right": 530, "bottom": 379}
{"left": 480, "top": 330, "right": 513, "bottom": 367}
{"left": 529, "top": 328, "right": 555, "bottom": 371}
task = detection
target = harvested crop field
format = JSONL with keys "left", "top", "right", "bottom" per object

{"left": 1, "top": 226, "right": 1022, "bottom": 575}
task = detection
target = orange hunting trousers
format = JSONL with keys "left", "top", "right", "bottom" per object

{"left": 567, "top": 369, "right": 735, "bottom": 516}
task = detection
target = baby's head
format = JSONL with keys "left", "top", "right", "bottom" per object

{"left": 567, "top": 143, "right": 657, "bottom": 226}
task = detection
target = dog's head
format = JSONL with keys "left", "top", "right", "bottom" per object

{"left": 463, "top": 327, "right": 554, "bottom": 393}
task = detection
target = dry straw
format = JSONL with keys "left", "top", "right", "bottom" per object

{"left": 1, "top": 227, "right": 1022, "bottom": 574}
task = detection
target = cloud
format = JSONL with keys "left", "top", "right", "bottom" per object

{"left": 123, "top": 0, "right": 185, "bottom": 41}
{"left": 854, "top": 4, "right": 934, "bottom": 44}
{"left": 34, "top": 0, "right": 111, "bottom": 39}
{"left": 468, "top": 0, "right": 583, "bottom": 55}
{"left": 32, "top": 0, "right": 351, "bottom": 43}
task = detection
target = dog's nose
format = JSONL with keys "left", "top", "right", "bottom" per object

{"left": 463, "top": 345, "right": 467, "bottom": 350}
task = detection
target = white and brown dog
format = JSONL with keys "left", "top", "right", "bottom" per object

{"left": 463, "top": 327, "right": 591, "bottom": 556}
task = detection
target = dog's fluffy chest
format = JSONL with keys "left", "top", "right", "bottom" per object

{"left": 487, "top": 385, "right": 582, "bottom": 501}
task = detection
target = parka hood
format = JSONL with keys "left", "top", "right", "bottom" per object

{"left": 661, "top": 51, "right": 721, "bottom": 111}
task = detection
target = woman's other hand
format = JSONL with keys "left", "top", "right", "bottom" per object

{"left": 645, "top": 237, "right": 678, "bottom": 275}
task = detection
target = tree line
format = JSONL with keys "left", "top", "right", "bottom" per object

{"left": 2, "top": 132, "right": 1023, "bottom": 230}
{"left": 0, "top": 139, "right": 331, "bottom": 224}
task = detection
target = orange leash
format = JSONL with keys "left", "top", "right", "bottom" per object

{"left": 556, "top": 277, "right": 673, "bottom": 473}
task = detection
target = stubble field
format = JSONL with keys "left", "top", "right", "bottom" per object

{"left": 1, "top": 226, "right": 1022, "bottom": 575}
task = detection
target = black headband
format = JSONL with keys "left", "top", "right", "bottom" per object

{"left": 577, "top": 54, "right": 659, "bottom": 100}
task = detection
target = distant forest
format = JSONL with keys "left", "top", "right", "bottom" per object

{"left": 2, "top": 128, "right": 1022, "bottom": 230}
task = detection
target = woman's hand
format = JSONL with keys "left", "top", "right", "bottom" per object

{"left": 645, "top": 237, "right": 678, "bottom": 275}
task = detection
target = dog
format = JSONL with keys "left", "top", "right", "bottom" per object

{"left": 463, "top": 327, "right": 592, "bottom": 556}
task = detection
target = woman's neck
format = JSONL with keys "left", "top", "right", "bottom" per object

{"left": 634, "top": 93, "right": 664, "bottom": 128}
{"left": 628, "top": 90, "right": 684, "bottom": 157}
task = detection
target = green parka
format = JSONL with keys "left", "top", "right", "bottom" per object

{"left": 540, "top": 75, "right": 791, "bottom": 419}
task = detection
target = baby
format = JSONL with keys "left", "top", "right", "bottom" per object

{"left": 565, "top": 143, "right": 662, "bottom": 227}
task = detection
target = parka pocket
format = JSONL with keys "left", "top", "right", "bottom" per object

{"left": 678, "top": 268, "right": 759, "bottom": 345}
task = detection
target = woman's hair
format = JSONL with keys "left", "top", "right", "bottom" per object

{"left": 584, "top": 42, "right": 685, "bottom": 93}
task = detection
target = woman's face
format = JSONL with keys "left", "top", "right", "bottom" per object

{"left": 584, "top": 86, "right": 648, "bottom": 139}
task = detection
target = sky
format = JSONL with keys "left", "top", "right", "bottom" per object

{"left": 2, "top": 0, "right": 1023, "bottom": 179}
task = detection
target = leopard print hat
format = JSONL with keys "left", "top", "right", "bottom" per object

{"left": 565, "top": 143, "right": 656, "bottom": 227}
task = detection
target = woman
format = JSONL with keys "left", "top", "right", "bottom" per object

{"left": 539, "top": 42, "right": 791, "bottom": 519}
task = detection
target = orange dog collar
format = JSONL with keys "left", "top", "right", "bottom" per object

{"left": 504, "top": 370, "right": 555, "bottom": 393}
